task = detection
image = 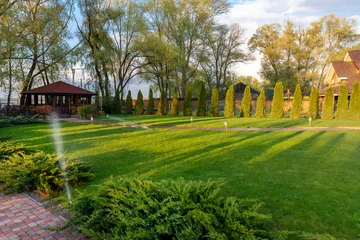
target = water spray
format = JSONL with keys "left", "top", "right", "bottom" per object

{"left": 50, "top": 112, "right": 72, "bottom": 204}
{"left": 308, "top": 117, "right": 312, "bottom": 127}
{"left": 224, "top": 120, "right": 228, "bottom": 132}
{"left": 190, "top": 117, "right": 193, "bottom": 123}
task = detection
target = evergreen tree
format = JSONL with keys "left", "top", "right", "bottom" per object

{"left": 157, "top": 90, "right": 167, "bottom": 115}
{"left": 307, "top": 86, "right": 319, "bottom": 119}
{"left": 210, "top": 87, "right": 219, "bottom": 117}
{"left": 240, "top": 86, "right": 251, "bottom": 118}
{"left": 125, "top": 90, "right": 133, "bottom": 114}
{"left": 321, "top": 87, "right": 334, "bottom": 120}
{"left": 197, "top": 83, "right": 207, "bottom": 116}
{"left": 146, "top": 89, "right": 155, "bottom": 115}
{"left": 270, "top": 82, "right": 284, "bottom": 118}
{"left": 335, "top": 84, "right": 349, "bottom": 120}
{"left": 183, "top": 87, "right": 193, "bottom": 116}
{"left": 224, "top": 85, "right": 235, "bottom": 118}
{"left": 255, "top": 89, "right": 266, "bottom": 118}
{"left": 135, "top": 90, "right": 144, "bottom": 115}
{"left": 290, "top": 84, "right": 302, "bottom": 119}
{"left": 170, "top": 88, "right": 179, "bottom": 116}
{"left": 349, "top": 82, "right": 360, "bottom": 120}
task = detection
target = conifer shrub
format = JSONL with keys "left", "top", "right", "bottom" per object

{"left": 307, "top": 86, "right": 319, "bottom": 119}
{"left": 270, "top": 82, "right": 284, "bottom": 118}
{"left": 224, "top": 85, "right": 235, "bottom": 118}
{"left": 240, "top": 86, "right": 251, "bottom": 118}
{"left": 183, "top": 87, "right": 193, "bottom": 116}
{"left": 135, "top": 90, "right": 144, "bottom": 115}
{"left": 125, "top": 90, "right": 133, "bottom": 114}
{"left": 349, "top": 82, "right": 360, "bottom": 120}
{"left": 335, "top": 84, "right": 349, "bottom": 120}
{"left": 0, "top": 143, "right": 94, "bottom": 195}
{"left": 146, "top": 89, "right": 155, "bottom": 115}
{"left": 255, "top": 89, "right": 266, "bottom": 118}
{"left": 321, "top": 87, "right": 334, "bottom": 120}
{"left": 157, "top": 90, "right": 167, "bottom": 115}
{"left": 72, "top": 177, "right": 286, "bottom": 239}
{"left": 196, "top": 83, "right": 207, "bottom": 116}
{"left": 290, "top": 84, "right": 302, "bottom": 119}
{"left": 170, "top": 88, "right": 179, "bottom": 116}
{"left": 0, "top": 116, "right": 44, "bottom": 128}
{"left": 210, "top": 87, "right": 219, "bottom": 117}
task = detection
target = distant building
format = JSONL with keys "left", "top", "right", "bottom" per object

{"left": 234, "top": 82, "right": 259, "bottom": 99}
{"left": 319, "top": 50, "right": 360, "bottom": 97}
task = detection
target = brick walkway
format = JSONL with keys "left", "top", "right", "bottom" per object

{"left": 0, "top": 193, "right": 86, "bottom": 240}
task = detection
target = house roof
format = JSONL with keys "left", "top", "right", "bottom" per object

{"left": 348, "top": 50, "right": 360, "bottom": 70}
{"left": 319, "top": 83, "right": 351, "bottom": 96}
{"left": 331, "top": 61, "right": 360, "bottom": 82}
{"left": 21, "top": 81, "right": 96, "bottom": 96}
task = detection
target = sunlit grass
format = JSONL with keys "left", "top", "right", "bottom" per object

{"left": 2, "top": 122, "right": 360, "bottom": 238}
{"left": 95, "top": 114, "right": 360, "bottom": 128}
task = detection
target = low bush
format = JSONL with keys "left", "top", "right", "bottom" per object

{"left": 72, "top": 177, "right": 286, "bottom": 239}
{"left": 0, "top": 115, "right": 44, "bottom": 128}
{"left": 0, "top": 141, "right": 29, "bottom": 161}
{"left": 77, "top": 105, "right": 100, "bottom": 119}
{"left": 0, "top": 142, "right": 94, "bottom": 196}
{"left": 34, "top": 105, "right": 53, "bottom": 119}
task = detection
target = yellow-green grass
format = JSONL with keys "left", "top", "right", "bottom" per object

{"left": 95, "top": 114, "right": 360, "bottom": 128}
{"left": 2, "top": 122, "right": 360, "bottom": 238}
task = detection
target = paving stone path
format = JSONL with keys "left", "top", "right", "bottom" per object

{"left": 0, "top": 193, "right": 86, "bottom": 240}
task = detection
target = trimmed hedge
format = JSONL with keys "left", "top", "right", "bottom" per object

{"left": 0, "top": 115, "right": 44, "bottom": 128}
{"left": 290, "top": 84, "right": 302, "bottom": 119}
{"left": 224, "top": 85, "right": 234, "bottom": 118}
{"left": 255, "top": 89, "right": 266, "bottom": 118}
{"left": 321, "top": 87, "right": 334, "bottom": 120}
{"left": 335, "top": 84, "right": 349, "bottom": 120}
{"left": 240, "top": 86, "right": 251, "bottom": 118}
{"left": 270, "top": 82, "right": 284, "bottom": 118}
{"left": 210, "top": 87, "right": 219, "bottom": 117}
{"left": 72, "top": 177, "right": 287, "bottom": 239}
{"left": 170, "top": 88, "right": 179, "bottom": 116}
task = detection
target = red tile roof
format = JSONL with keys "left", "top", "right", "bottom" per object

{"left": 348, "top": 50, "right": 360, "bottom": 70}
{"left": 21, "top": 81, "right": 96, "bottom": 95}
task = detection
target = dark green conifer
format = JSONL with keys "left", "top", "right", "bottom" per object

{"left": 307, "top": 86, "right": 319, "bottom": 119}
{"left": 125, "top": 90, "right": 133, "bottom": 114}
{"left": 183, "top": 87, "right": 193, "bottom": 116}
{"left": 157, "top": 90, "right": 167, "bottom": 115}
{"left": 135, "top": 90, "right": 144, "bottom": 115}
{"left": 197, "top": 83, "right": 207, "bottom": 116}
{"left": 335, "top": 84, "right": 349, "bottom": 120}
{"left": 146, "top": 89, "right": 155, "bottom": 115}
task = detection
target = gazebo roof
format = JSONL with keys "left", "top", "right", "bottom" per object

{"left": 21, "top": 81, "right": 96, "bottom": 96}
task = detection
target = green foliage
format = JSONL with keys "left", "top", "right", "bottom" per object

{"left": 290, "top": 84, "right": 302, "bottom": 119}
{"left": 0, "top": 146, "right": 94, "bottom": 195}
{"left": 307, "top": 86, "right": 319, "bottom": 119}
{"left": 157, "top": 90, "right": 167, "bottom": 115}
{"left": 270, "top": 82, "right": 284, "bottom": 118}
{"left": 135, "top": 90, "right": 144, "bottom": 115}
{"left": 196, "top": 82, "right": 207, "bottom": 116}
{"left": 77, "top": 105, "right": 99, "bottom": 119}
{"left": 255, "top": 89, "right": 266, "bottom": 118}
{"left": 125, "top": 90, "right": 133, "bottom": 114}
{"left": 170, "top": 88, "right": 179, "bottom": 116}
{"left": 0, "top": 116, "right": 43, "bottom": 128}
{"left": 210, "top": 87, "right": 219, "bottom": 117}
{"left": 349, "top": 82, "right": 360, "bottom": 120}
{"left": 72, "top": 177, "right": 284, "bottom": 239}
{"left": 321, "top": 87, "right": 334, "bottom": 120}
{"left": 335, "top": 84, "right": 349, "bottom": 120}
{"left": 224, "top": 85, "right": 235, "bottom": 118}
{"left": 240, "top": 86, "right": 251, "bottom": 118}
{"left": 0, "top": 141, "right": 29, "bottom": 162}
{"left": 146, "top": 89, "right": 155, "bottom": 115}
{"left": 183, "top": 86, "right": 193, "bottom": 116}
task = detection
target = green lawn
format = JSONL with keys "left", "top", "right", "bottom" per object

{"left": 95, "top": 114, "right": 360, "bottom": 128}
{"left": 2, "top": 121, "right": 360, "bottom": 238}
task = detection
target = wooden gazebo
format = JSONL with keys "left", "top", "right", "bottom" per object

{"left": 21, "top": 81, "right": 96, "bottom": 115}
